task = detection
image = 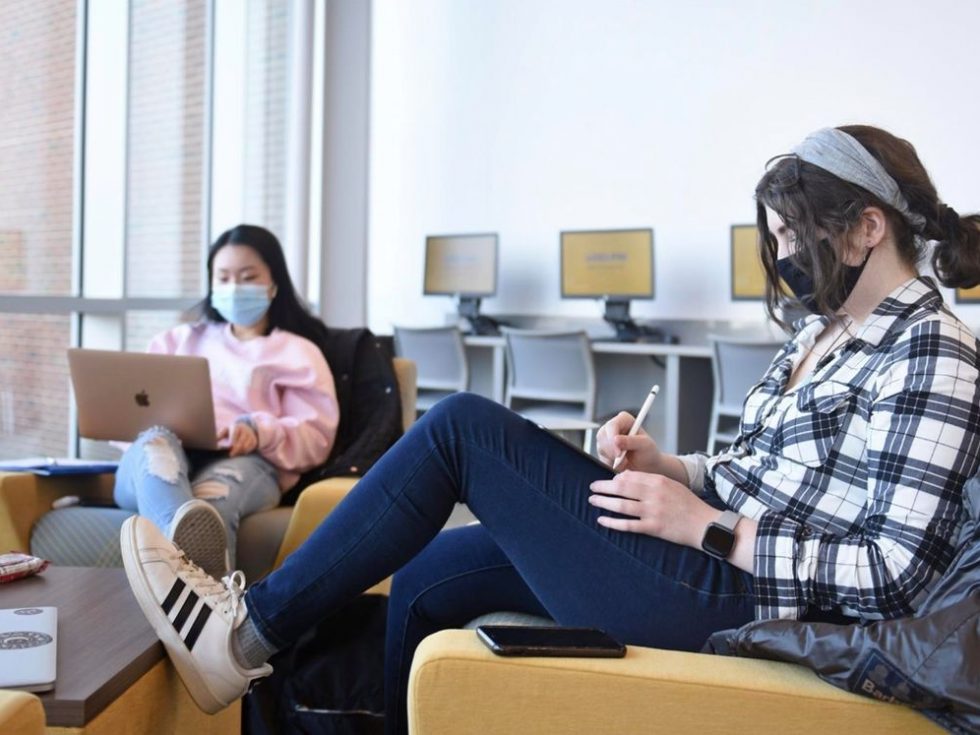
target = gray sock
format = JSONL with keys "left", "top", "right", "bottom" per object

{"left": 233, "top": 613, "right": 278, "bottom": 670}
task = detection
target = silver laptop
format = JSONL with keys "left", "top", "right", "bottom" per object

{"left": 67, "top": 348, "right": 218, "bottom": 450}
{"left": 0, "top": 607, "right": 58, "bottom": 692}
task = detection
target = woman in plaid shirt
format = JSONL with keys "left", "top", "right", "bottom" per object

{"left": 120, "top": 125, "right": 980, "bottom": 732}
{"left": 597, "top": 126, "right": 980, "bottom": 622}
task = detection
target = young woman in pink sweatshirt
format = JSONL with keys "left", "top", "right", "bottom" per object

{"left": 113, "top": 225, "right": 339, "bottom": 578}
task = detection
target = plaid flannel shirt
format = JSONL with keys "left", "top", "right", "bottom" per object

{"left": 694, "top": 277, "right": 980, "bottom": 621}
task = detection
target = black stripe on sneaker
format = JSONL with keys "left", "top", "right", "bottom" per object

{"left": 161, "top": 579, "right": 186, "bottom": 615}
{"left": 183, "top": 604, "right": 211, "bottom": 651}
{"left": 172, "top": 591, "right": 199, "bottom": 633}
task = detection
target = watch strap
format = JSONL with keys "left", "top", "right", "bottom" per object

{"left": 715, "top": 510, "right": 741, "bottom": 532}
{"left": 700, "top": 510, "right": 742, "bottom": 560}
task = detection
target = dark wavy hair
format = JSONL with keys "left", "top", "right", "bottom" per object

{"left": 193, "top": 224, "right": 329, "bottom": 345}
{"left": 756, "top": 125, "right": 980, "bottom": 327}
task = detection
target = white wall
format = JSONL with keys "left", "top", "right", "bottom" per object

{"left": 367, "top": 0, "right": 980, "bottom": 333}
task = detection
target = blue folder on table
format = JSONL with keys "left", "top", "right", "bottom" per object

{"left": 0, "top": 458, "right": 118, "bottom": 476}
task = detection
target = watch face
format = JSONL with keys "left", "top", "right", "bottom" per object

{"left": 702, "top": 523, "right": 736, "bottom": 559}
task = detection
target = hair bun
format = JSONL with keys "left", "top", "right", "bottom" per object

{"left": 940, "top": 204, "right": 964, "bottom": 255}
{"left": 942, "top": 204, "right": 960, "bottom": 235}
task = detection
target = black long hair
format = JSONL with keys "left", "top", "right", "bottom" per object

{"left": 755, "top": 125, "right": 980, "bottom": 327}
{"left": 194, "top": 224, "right": 329, "bottom": 345}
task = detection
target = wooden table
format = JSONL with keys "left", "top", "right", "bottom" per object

{"left": 0, "top": 566, "right": 238, "bottom": 733}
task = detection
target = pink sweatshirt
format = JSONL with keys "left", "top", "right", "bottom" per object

{"left": 148, "top": 322, "right": 339, "bottom": 490}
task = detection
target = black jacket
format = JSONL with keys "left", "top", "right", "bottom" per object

{"left": 706, "top": 476, "right": 980, "bottom": 734}
{"left": 283, "top": 327, "right": 404, "bottom": 504}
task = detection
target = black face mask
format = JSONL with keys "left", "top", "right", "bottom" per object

{"left": 776, "top": 251, "right": 871, "bottom": 314}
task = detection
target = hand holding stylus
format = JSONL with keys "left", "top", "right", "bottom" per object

{"left": 610, "top": 384, "right": 659, "bottom": 471}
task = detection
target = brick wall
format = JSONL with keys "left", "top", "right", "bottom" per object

{"left": 0, "top": 1, "right": 75, "bottom": 458}
{"left": 0, "top": 1, "right": 75, "bottom": 296}
{"left": 0, "top": 316, "right": 71, "bottom": 457}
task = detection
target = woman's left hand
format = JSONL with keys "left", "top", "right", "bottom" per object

{"left": 588, "top": 471, "right": 718, "bottom": 548}
{"left": 218, "top": 421, "right": 259, "bottom": 457}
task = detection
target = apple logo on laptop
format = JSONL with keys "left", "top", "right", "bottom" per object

{"left": 135, "top": 390, "right": 150, "bottom": 407}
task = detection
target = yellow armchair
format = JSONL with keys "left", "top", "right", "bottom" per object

{"left": 0, "top": 690, "right": 45, "bottom": 735}
{"left": 0, "top": 471, "right": 115, "bottom": 555}
{"left": 0, "top": 358, "right": 417, "bottom": 584}
{"left": 407, "top": 630, "right": 943, "bottom": 734}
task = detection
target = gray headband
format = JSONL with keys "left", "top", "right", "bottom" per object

{"left": 792, "top": 128, "right": 926, "bottom": 231}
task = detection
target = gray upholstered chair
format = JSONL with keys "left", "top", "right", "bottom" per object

{"left": 394, "top": 325, "right": 469, "bottom": 413}
{"left": 501, "top": 328, "right": 598, "bottom": 450}
{"left": 706, "top": 334, "right": 783, "bottom": 453}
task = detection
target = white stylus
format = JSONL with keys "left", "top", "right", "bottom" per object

{"left": 612, "top": 384, "right": 660, "bottom": 470}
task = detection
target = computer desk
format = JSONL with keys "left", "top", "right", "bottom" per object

{"left": 589, "top": 339, "right": 713, "bottom": 455}
{"left": 463, "top": 323, "right": 749, "bottom": 455}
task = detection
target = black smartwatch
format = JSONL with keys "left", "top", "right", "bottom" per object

{"left": 701, "top": 510, "right": 741, "bottom": 559}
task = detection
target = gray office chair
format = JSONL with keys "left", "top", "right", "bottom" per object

{"left": 707, "top": 334, "right": 784, "bottom": 453}
{"left": 394, "top": 325, "right": 469, "bottom": 412}
{"left": 502, "top": 328, "right": 598, "bottom": 450}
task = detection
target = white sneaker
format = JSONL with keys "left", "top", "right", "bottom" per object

{"left": 168, "top": 499, "right": 229, "bottom": 580}
{"left": 120, "top": 516, "right": 272, "bottom": 714}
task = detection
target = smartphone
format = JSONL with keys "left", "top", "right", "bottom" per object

{"left": 476, "top": 625, "right": 626, "bottom": 658}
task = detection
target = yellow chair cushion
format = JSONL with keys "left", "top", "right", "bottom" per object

{"left": 0, "top": 689, "right": 44, "bottom": 735}
{"left": 407, "top": 630, "right": 943, "bottom": 735}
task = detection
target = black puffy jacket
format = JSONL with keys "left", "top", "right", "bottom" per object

{"left": 283, "top": 327, "right": 404, "bottom": 504}
{"left": 707, "top": 476, "right": 980, "bottom": 734}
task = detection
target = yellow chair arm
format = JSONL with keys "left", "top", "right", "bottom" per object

{"left": 407, "top": 630, "right": 942, "bottom": 735}
{"left": 273, "top": 476, "right": 390, "bottom": 595}
{"left": 0, "top": 689, "right": 45, "bottom": 735}
{"left": 0, "top": 472, "right": 115, "bottom": 554}
{"left": 392, "top": 356, "right": 418, "bottom": 434}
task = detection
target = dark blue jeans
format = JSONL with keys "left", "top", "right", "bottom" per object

{"left": 246, "top": 393, "right": 755, "bottom": 734}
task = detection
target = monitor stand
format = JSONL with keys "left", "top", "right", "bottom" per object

{"left": 602, "top": 298, "right": 676, "bottom": 344}
{"left": 458, "top": 296, "right": 504, "bottom": 336}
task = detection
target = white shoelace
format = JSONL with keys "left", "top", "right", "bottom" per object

{"left": 173, "top": 551, "right": 247, "bottom": 621}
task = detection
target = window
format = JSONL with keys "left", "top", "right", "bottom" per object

{"left": 125, "top": 310, "right": 189, "bottom": 352}
{"left": 0, "top": 0, "right": 316, "bottom": 460}
{"left": 0, "top": 1, "right": 77, "bottom": 459}
{"left": 126, "top": 0, "right": 208, "bottom": 298}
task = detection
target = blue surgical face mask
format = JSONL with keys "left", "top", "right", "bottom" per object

{"left": 210, "top": 283, "right": 273, "bottom": 327}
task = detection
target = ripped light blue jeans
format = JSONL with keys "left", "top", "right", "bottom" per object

{"left": 113, "top": 427, "right": 282, "bottom": 566}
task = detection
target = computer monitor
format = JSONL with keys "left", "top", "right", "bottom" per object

{"left": 730, "top": 224, "right": 802, "bottom": 313}
{"left": 423, "top": 233, "right": 502, "bottom": 335}
{"left": 955, "top": 285, "right": 980, "bottom": 303}
{"left": 560, "top": 228, "right": 669, "bottom": 342}
{"left": 730, "top": 224, "right": 766, "bottom": 300}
